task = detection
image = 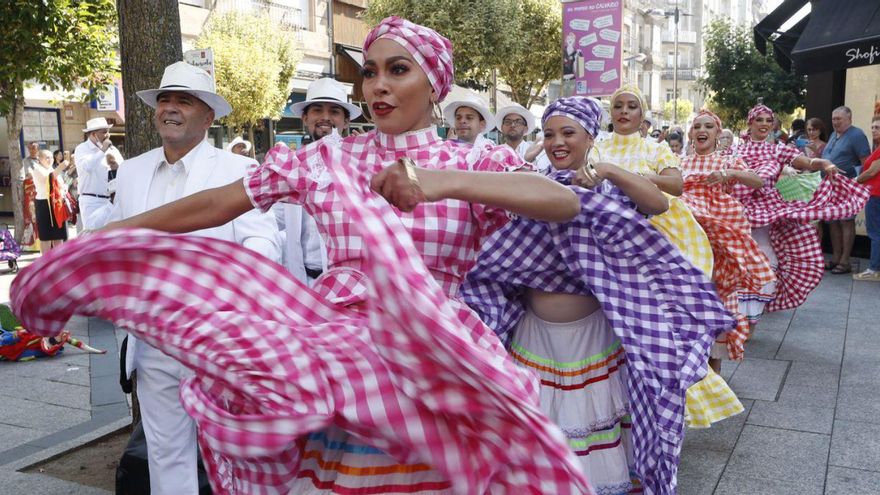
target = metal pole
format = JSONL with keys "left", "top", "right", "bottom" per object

{"left": 673, "top": 6, "right": 679, "bottom": 125}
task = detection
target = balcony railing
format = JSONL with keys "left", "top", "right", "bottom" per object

{"left": 661, "top": 68, "right": 700, "bottom": 80}
{"left": 215, "top": 0, "right": 306, "bottom": 30}
{"left": 661, "top": 30, "right": 697, "bottom": 44}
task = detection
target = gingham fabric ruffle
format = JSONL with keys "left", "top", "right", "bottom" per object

{"left": 461, "top": 169, "right": 736, "bottom": 494}
{"left": 12, "top": 142, "right": 593, "bottom": 494}
{"left": 727, "top": 140, "right": 870, "bottom": 311}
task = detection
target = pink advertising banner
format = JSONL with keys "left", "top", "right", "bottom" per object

{"left": 562, "top": 0, "right": 623, "bottom": 97}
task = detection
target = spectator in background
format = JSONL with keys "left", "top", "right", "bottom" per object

{"left": 853, "top": 116, "right": 880, "bottom": 281}
{"left": 74, "top": 117, "right": 114, "bottom": 230}
{"left": 30, "top": 149, "right": 67, "bottom": 253}
{"left": 52, "top": 150, "right": 66, "bottom": 170}
{"left": 639, "top": 118, "right": 652, "bottom": 138}
{"left": 22, "top": 142, "right": 40, "bottom": 180}
{"left": 225, "top": 136, "right": 252, "bottom": 157}
{"left": 805, "top": 117, "right": 828, "bottom": 159}
{"left": 770, "top": 116, "right": 789, "bottom": 144}
{"left": 667, "top": 133, "right": 685, "bottom": 157}
{"left": 823, "top": 106, "right": 872, "bottom": 274}
{"left": 790, "top": 119, "right": 807, "bottom": 152}
{"left": 718, "top": 129, "right": 735, "bottom": 152}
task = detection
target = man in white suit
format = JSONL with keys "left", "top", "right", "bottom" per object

{"left": 74, "top": 117, "right": 114, "bottom": 229}
{"left": 109, "top": 61, "right": 280, "bottom": 494}
{"left": 276, "top": 78, "right": 360, "bottom": 284}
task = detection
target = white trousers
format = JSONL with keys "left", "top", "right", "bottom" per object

{"left": 137, "top": 343, "right": 199, "bottom": 495}
{"left": 78, "top": 195, "right": 112, "bottom": 231}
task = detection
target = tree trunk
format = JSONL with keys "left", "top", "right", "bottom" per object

{"left": 6, "top": 94, "right": 25, "bottom": 244}
{"left": 117, "top": 0, "right": 182, "bottom": 158}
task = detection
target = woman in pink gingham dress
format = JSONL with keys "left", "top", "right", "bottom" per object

{"left": 14, "top": 17, "right": 594, "bottom": 495}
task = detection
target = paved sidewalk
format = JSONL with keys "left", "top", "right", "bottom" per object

{"left": 0, "top": 255, "right": 877, "bottom": 493}
{"left": 679, "top": 258, "right": 880, "bottom": 495}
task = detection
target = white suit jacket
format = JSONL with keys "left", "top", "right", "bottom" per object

{"left": 110, "top": 141, "right": 280, "bottom": 377}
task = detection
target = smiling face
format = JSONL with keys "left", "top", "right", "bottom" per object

{"left": 689, "top": 115, "right": 721, "bottom": 155}
{"left": 610, "top": 92, "right": 642, "bottom": 136}
{"left": 543, "top": 115, "right": 594, "bottom": 171}
{"left": 748, "top": 112, "right": 773, "bottom": 141}
{"left": 153, "top": 91, "right": 215, "bottom": 152}
{"left": 361, "top": 38, "right": 434, "bottom": 135}
{"left": 454, "top": 106, "right": 486, "bottom": 143}
{"left": 303, "top": 102, "right": 349, "bottom": 140}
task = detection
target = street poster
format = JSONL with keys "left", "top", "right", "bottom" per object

{"left": 184, "top": 48, "right": 216, "bottom": 91}
{"left": 562, "top": 0, "right": 623, "bottom": 97}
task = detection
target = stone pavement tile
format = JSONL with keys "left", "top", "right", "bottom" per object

{"left": 683, "top": 400, "right": 753, "bottom": 453}
{"left": 839, "top": 361, "right": 880, "bottom": 388}
{"left": 728, "top": 358, "right": 789, "bottom": 401}
{"left": 775, "top": 327, "right": 843, "bottom": 365}
{"left": 676, "top": 448, "right": 727, "bottom": 495}
{"left": 714, "top": 475, "right": 823, "bottom": 495}
{"left": 0, "top": 375, "right": 90, "bottom": 411}
{"left": 88, "top": 352, "right": 118, "bottom": 379}
{"left": 717, "top": 425, "right": 829, "bottom": 494}
{"left": 756, "top": 310, "right": 794, "bottom": 332}
{"left": 0, "top": 423, "right": 48, "bottom": 451}
{"left": 46, "top": 365, "right": 90, "bottom": 387}
{"left": 825, "top": 466, "right": 880, "bottom": 495}
{"left": 0, "top": 471, "right": 110, "bottom": 494}
{"left": 1, "top": 353, "right": 89, "bottom": 379}
{"left": 719, "top": 359, "right": 738, "bottom": 381}
{"left": 743, "top": 327, "right": 785, "bottom": 360}
{"left": 788, "top": 310, "right": 848, "bottom": 333}
{"left": 746, "top": 399, "right": 834, "bottom": 434}
{"left": 91, "top": 374, "right": 125, "bottom": 408}
{"left": 783, "top": 361, "right": 840, "bottom": 390}
{"left": 777, "top": 383, "right": 838, "bottom": 409}
{"left": 0, "top": 396, "right": 89, "bottom": 430}
{"left": 830, "top": 419, "right": 880, "bottom": 471}
{"left": 835, "top": 385, "right": 880, "bottom": 425}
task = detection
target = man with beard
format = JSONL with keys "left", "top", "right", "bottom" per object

{"left": 280, "top": 78, "right": 362, "bottom": 283}
{"left": 442, "top": 94, "right": 495, "bottom": 145}
{"left": 496, "top": 103, "right": 542, "bottom": 163}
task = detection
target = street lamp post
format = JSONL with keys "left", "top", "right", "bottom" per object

{"left": 673, "top": 6, "right": 679, "bottom": 125}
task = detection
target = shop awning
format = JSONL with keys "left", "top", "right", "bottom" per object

{"left": 791, "top": 0, "right": 880, "bottom": 73}
{"left": 753, "top": 0, "right": 809, "bottom": 73}
{"left": 337, "top": 45, "right": 364, "bottom": 68}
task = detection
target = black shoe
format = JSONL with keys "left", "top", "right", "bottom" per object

{"left": 8, "top": 260, "right": 18, "bottom": 274}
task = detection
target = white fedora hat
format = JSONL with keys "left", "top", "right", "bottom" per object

{"left": 443, "top": 95, "right": 496, "bottom": 133}
{"left": 496, "top": 104, "right": 537, "bottom": 134}
{"left": 225, "top": 136, "right": 252, "bottom": 153}
{"left": 82, "top": 117, "right": 113, "bottom": 133}
{"left": 136, "top": 61, "right": 232, "bottom": 118}
{"left": 289, "top": 78, "right": 362, "bottom": 120}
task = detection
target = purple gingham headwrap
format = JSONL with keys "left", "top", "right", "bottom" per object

{"left": 542, "top": 96, "right": 604, "bottom": 137}
{"left": 363, "top": 16, "right": 454, "bottom": 102}
{"left": 747, "top": 104, "right": 774, "bottom": 124}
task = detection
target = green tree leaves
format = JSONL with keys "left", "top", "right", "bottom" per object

{"left": 363, "top": 0, "right": 560, "bottom": 106}
{"left": 699, "top": 19, "right": 805, "bottom": 130}
{"left": 195, "top": 11, "right": 302, "bottom": 131}
{"left": 0, "top": 0, "right": 119, "bottom": 115}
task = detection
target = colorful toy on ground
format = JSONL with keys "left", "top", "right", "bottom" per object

{"left": 0, "top": 305, "right": 104, "bottom": 361}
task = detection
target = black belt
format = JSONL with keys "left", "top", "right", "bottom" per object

{"left": 81, "top": 193, "right": 110, "bottom": 199}
{"left": 305, "top": 267, "right": 324, "bottom": 279}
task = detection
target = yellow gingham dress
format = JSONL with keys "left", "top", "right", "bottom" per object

{"left": 598, "top": 133, "right": 742, "bottom": 427}
{"left": 596, "top": 132, "right": 714, "bottom": 274}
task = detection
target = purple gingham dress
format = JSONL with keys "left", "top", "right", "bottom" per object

{"left": 460, "top": 170, "right": 735, "bottom": 495}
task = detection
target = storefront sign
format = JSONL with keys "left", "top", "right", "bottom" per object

{"left": 92, "top": 83, "right": 119, "bottom": 111}
{"left": 561, "top": 0, "right": 623, "bottom": 97}
{"left": 184, "top": 48, "right": 216, "bottom": 91}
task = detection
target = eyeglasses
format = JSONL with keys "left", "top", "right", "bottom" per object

{"left": 502, "top": 119, "right": 527, "bottom": 127}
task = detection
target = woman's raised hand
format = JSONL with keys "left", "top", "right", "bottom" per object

{"left": 370, "top": 158, "right": 429, "bottom": 212}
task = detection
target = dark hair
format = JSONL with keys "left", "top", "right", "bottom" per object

{"left": 791, "top": 119, "right": 806, "bottom": 132}
{"left": 667, "top": 132, "right": 683, "bottom": 144}
{"left": 303, "top": 102, "right": 350, "bottom": 120}
{"left": 53, "top": 149, "right": 64, "bottom": 161}
{"left": 806, "top": 117, "right": 827, "bottom": 142}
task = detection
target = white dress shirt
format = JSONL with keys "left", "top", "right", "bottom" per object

{"left": 30, "top": 163, "right": 54, "bottom": 200}
{"left": 74, "top": 138, "right": 109, "bottom": 196}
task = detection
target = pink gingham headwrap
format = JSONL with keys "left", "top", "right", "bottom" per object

{"left": 543, "top": 96, "right": 605, "bottom": 138}
{"left": 747, "top": 104, "right": 774, "bottom": 124}
{"left": 363, "top": 16, "right": 454, "bottom": 102}
{"left": 689, "top": 109, "right": 723, "bottom": 138}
